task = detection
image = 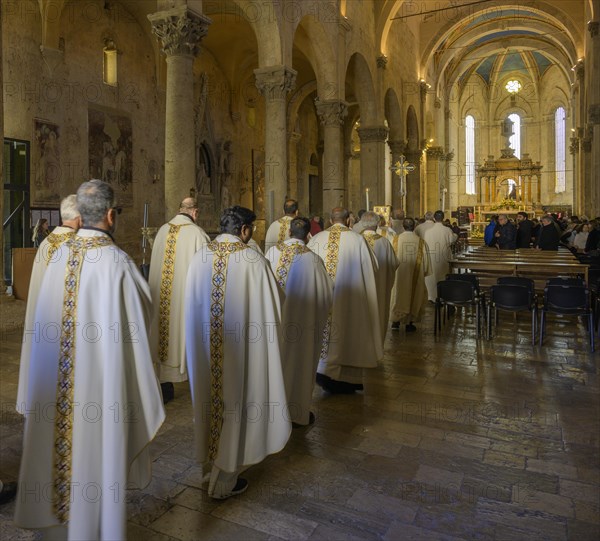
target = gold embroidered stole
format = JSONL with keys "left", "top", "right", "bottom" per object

{"left": 158, "top": 224, "right": 187, "bottom": 364}
{"left": 274, "top": 241, "right": 310, "bottom": 291}
{"left": 362, "top": 231, "right": 382, "bottom": 251}
{"left": 53, "top": 235, "right": 113, "bottom": 523}
{"left": 411, "top": 238, "right": 425, "bottom": 295}
{"left": 278, "top": 218, "right": 289, "bottom": 242}
{"left": 207, "top": 240, "right": 248, "bottom": 461}
{"left": 320, "top": 225, "right": 344, "bottom": 361}
{"left": 45, "top": 231, "right": 76, "bottom": 264}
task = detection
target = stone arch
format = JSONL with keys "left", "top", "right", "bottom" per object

{"left": 345, "top": 52, "right": 377, "bottom": 125}
{"left": 406, "top": 105, "right": 419, "bottom": 151}
{"left": 384, "top": 88, "right": 403, "bottom": 141}
{"left": 293, "top": 15, "right": 338, "bottom": 99}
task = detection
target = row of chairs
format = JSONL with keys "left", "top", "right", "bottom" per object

{"left": 433, "top": 273, "right": 598, "bottom": 351}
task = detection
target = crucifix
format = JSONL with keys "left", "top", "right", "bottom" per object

{"left": 390, "top": 155, "right": 416, "bottom": 209}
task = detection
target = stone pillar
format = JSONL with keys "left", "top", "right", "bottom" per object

{"left": 404, "top": 150, "right": 422, "bottom": 218}
{"left": 315, "top": 99, "right": 348, "bottom": 213}
{"left": 588, "top": 21, "right": 600, "bottom": 215}
{"left": 288, "top": 131, "right": 302, "bottom": 200}
{"left": 387, "top": 140, "right": 406, "bottom": 211}
{"left": 255, "top": 66, "right": 297, "bottom": 224}
{"left": 0, "top": 18, "right": 4, "bottom": 294}
{"left": 425, "top": 146, "right": 445, "bottom": 211}
{"left": 149, "top": 6, "right": 211, "bottom": 219}
{"left": 357, "top": 126, "right": 389, "bottom": 208}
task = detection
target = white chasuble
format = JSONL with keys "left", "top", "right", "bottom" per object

{"left": 415, "top": 219, "right": 435, "bottom": 239}
{"left": 423, "top": 223, "right": 457, "bottom": 302}
{"left": 17, "top": 226, "right": 75, "bottom": 414}
{"left": 247, "top": 237, "right": 264, "bottom": 254}
{"left": 149, "top": 214, "right": 210, "bottom": 382}
{"left": 185, "top": 234, "right": 291, "bottom": 475}
{"left": 390, "top": 231, "right": 432, "bottom": 323}
{"left": 266, "top": 239, "right": 333, "bottom": 425}
{"left": 265, "top": 215, "right": 293, "bottom": 253}
{"left": 307, "top": 225, "right": 381, "bottom": 382}
{"left": 15, "top": 229, "right": 165, "bottom": 541}
{"left": 362, "top": 231, "right": 399, "bottom": 343}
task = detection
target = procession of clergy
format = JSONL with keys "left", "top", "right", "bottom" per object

{"left": 14, "top": 179, "right": 457, "bottom": 540}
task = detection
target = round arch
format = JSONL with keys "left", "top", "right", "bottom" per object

{"left": 384, "top": 88, "right": 403, "bottom": 141}
{"left": 345, "top": 53, "right": 377, "bottom": 125}
{"left": 406, "top": 105, "right": 419, "bottom": 151}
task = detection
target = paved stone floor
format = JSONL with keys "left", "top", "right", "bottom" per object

{"left": 1, "top": 304, "right": 598, "bottom": 540}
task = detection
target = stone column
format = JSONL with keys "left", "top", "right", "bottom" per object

{"left": 588, "top": 21, "right": 600, "bottom": 215}
{"left": 404, "top": 150, "right": 422, "bottom": 217}
{"left": 0, "top": 19, "right": 4, "bottom": 294}
{"left": 255, "top": 66, "right": 297, "bottom": 225}
{"left": 357, "top": 126, "right": 389, "bottom": 209}
{"left": 288, "top": 131, "right": 302, "bottom": 200}
{"left": 425, "top": 146, "right": 445, "bottom": 212}
{"left": 149, "top": 6, "right": 211, "bottom": 219}
{"left": 315, "top": 99, "right": 348, "bottom": 213}
{"left": 387, "top": 140, "right": 406, "bottom": 211}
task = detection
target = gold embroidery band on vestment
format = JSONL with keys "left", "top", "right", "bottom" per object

{"left": 361, "top": 231, "right": 382, "bottom": 250}
{"left": 53, "top": 235, "right": 113, "bottom": 523}
{"left": 411, "top": 238, "right": 425, "bottom": 295}
{"left": 320, "top": 226, "right": 343, "bottom": 361}
{"left": 207, "top": 240, "right": 248, "bottom": 462}
{"left": 158, "top": 224, "right": 186, "bottom": 364}
{"left": 278, "top": 218, "right": 288, "bottom": 243}
{"left": 274, "top": 241, "right": 310, "bottom": 291}
{"left": 45, "top": 232, "right": 76, "bottom": 265}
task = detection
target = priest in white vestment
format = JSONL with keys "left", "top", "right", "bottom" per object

{"left": 149, "top": 197, "right": 210, "bottom": 389}
{"left": 264, "top": 199, "right": 299, "bottom": 253}
{"left": 423, "top": 210, "right": 458, "bottom": 302}
{"left": 390, "top": 218, "right": 432, "bottom": 332}
{"left": 17, "top": 194, "right": 81, "bottom": 414}
{"left": 376, "top": 215, "right": 398, "bottom": 241}
{"left": 266, "top": 217, "right": 333, "bottom": 426}
{"left": 415, "top": 211, "right": 435, "bottom": 238}
{"left": 185, "top": 206, "right": 291, "bottom": 499}
{"left": 308, "top": 208, "right": 381, "bottom": 394}
{"left": 361, "top": 212, "right": 399, "bottom": 344}
{"left": 15, "top": 180, "right": 165, "bottom": 541}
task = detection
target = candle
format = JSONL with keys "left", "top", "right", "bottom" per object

{"left": 366, "top": 188, "right": 370, "bottom": 211}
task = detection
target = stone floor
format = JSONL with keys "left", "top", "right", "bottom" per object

{"left": 0, "top": 303, "right": 599, "bottom": 540}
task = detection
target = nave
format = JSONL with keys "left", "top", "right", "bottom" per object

{"left": 0, "top": 302, "right": 598, "bottom": 540}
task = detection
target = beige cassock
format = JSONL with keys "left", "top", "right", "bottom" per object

{"left": 362, "top": 230, "right": 399, "bottom": 344}
{"left": 265, "top": 215, "right": 293, "bottom": 253}
{"left": 423, "top": 223, "right": 457, "bottom": 302}
{"left": 308, "top": 224, "right": 381, "bottom": 384}
{"left": 149, "top": 214, "right": 210, "bottom": 382}
{"left": 17, "top": 226, "right": 76, "bottom": 413}
{"left": 185, "top": 235, "right": 291, "bottom": 497}
{"left": 15, "top": 229, "right": 165, "bottom": 541}
{"left": 266, "top": 239, "right": 333, "bottom": 425}
{"left": 390, "top": 231, "right": 432, "bottom": 324}
{"left": 415, "top": 219, "right": 435, "bottom": 239}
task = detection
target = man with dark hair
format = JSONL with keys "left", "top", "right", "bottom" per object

{"left": 185, "top": 206, "right": 290, "bottom": 499}
{"left": 15, "top": 180, "right": 165, "bottom": 540}
{"left": 265, "top": 198, "right": 300, "bottom": 252}
{"left": 266, "top": 217, "right": 333, "bottom": 426}
{"left": 535, "top": 215, "right": 560, "bottom": 250}
{"left": 495, "top": 214, "right": 517, "bottom": 249}
{"left": 423, "top": 210, "right": 457, "bottom": 302}
{"left": 390, "top": 218, "right": 432, "bottom": 332}
{"left": 515, "top": 211, "right": 533, "bottom": 248}
{"left": 308, "top": 207, "right": 381, "bottom": 393}
{"left": 149, "top": 197, "right": 210, "bottom": 401}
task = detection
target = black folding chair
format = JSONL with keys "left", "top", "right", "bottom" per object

{"left": 540, "top": 285, "right": 594, "bottom": 351}
{"left": 546, "top": 276, "right": 586, "bottom": 287}
{"left": 435, "top": 280, "right": 483, "bottom": 338}
{"left": 487, "top": 281, "right": 537, "bottom": 345}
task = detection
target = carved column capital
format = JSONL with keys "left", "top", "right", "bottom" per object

{"left": 588, "top": 20, "right": 599, "bottom": 38}
{"left": 574, "top": 59, "right": 585, "bottom": 80}
{"left": 569, "top": 136, "right": 580, "bottom": 155}
{"left": 315, "top": 98, "right": 348, "bottom": 126}
{"left": 376, "top": 54, "right": 388, "bottom": 69}
{"left": 357, "top": 126, "right": 389, "bottom": 143}
{"left": 254, "top": 66, "right": 297, "bottom": 100}
{"left": 387, "top": 140, "right": 406, "bottom": 155}
{"left": 588, "top": 103, "right": 600, "bottom": 125}
{"left": 426, "top": 146, "right": 445, "bottom": 160}
{"left": 148, "top": 7, "right": 211, "bottom": 57}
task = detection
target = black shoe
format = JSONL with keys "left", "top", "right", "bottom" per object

{"left": 391, "top": 321, "right": 400, "bottom": 330}
{"left": 212, "top": 478, "right": 248, "bottom": 500}
{"left": 0, "top": 482, "right": 17, "bottom": 505}
{"left": 315, "top": 372, "right": 330, "bottom": 389}
{"left": 405, "top": 323, "right": 417, "bottom": 332}
{"left": 161, "top": 382, "right": 175, "bottom": 404}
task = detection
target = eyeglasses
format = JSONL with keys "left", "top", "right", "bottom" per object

{"left": 112, "top": 207, "right": 122, "bottom": 215}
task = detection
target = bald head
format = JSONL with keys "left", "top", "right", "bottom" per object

{"left": 330, "top": 207, "right": 350, "bottom": 225}
{"left": 179, "top": 197, "right": 199, "bottom": 222}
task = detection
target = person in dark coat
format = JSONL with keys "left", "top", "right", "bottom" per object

{"left": 495, "top": 214, "right": 517, "bottom": 249}
{"left": 535, "top": 215, "right": 560, "bottom": 250}
{"left": 515, "top": 211, "right": 533, "bottom": 248}
{"left": 484, "top": 215, "right": 499, "bottom": 247}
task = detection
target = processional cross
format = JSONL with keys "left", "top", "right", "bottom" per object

{"left": 390, "top": 155, "right": 416, "bottom": 199}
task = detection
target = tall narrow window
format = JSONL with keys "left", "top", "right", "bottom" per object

{"left": 508, "top": 113, "right": 521, "bottom": 158}
{"left": 465, "top": 115, "right": 475, "bottom": 195}
{"left": 555, "top": 107, "right": 566, "bottom": 193}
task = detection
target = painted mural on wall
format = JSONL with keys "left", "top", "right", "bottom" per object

{"left": 88, "top": 107, "right": 133, "bottom": 206}
{"left": 32, "top": 119, "right": 61, "bottom": 206}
